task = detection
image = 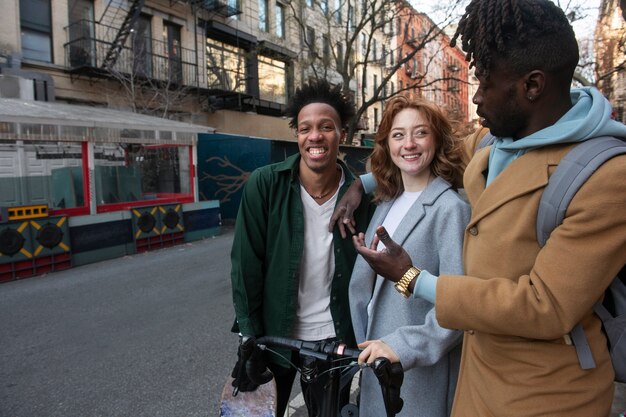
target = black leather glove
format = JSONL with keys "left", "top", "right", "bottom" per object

{"left": 231, "top": 336, "right": 260, "bottom": 394}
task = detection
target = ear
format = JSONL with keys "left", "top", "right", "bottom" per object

{"left": 340, "top": 128, "right": 347, "bottom": 143}
{"left": 523, "top": 70, "right": 545, "bottom": 101}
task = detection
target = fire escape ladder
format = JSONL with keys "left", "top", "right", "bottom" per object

{"left": 100, "top": 0, "right": 146, "bottom": 71}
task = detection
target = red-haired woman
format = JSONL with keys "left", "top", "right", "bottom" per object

{"left": 349, "top": 96, "right": 469, "bottom": 417}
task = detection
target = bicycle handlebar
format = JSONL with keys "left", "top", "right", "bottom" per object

{"left": 255, "top": 336, "right": 362, "bottom": 360}
{"left": 242, "top": 335, "right": 404, "bottom": 417}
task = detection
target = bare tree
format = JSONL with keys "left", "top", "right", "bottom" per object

{"left": 285, "top": 0, "right": 468, "bottom": 143}
{"left": 103, "top": 31, "right": 198, "bottom": 120}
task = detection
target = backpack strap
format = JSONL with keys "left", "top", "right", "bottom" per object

{"left": 536, "top": 136, "right": 626, "bottom": 371}
{"left": 475, "top": 131, "right": 496, "bottom": 152}
{"left": 537, "top": 136, "right": 626, "bottom": 246}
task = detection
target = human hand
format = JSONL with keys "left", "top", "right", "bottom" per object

{"left": 231, "top": 336, "right": 272, "bottom": 394}
{"left": 352, "top": 226, "right": 414, "bottom": 282}
{"left": 358, "top": 340, "right": 400, "bottom": 365}
{"left": 328, "top": 178, "right": 364, "bottom": 238}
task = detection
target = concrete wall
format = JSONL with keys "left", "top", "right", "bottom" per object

{"left": 206, "top": 109, "right": 295, "bottom": 141}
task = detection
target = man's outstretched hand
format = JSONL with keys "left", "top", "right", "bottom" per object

{"left": 353, "top": 226, "right": 413, "bottom": 282}
{"left": 329, "top": 178, "right": 364, "bottom": 238}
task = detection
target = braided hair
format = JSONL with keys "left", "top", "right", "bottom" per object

{"left": 450, "top": 0, "right": 578, "bottom": 83}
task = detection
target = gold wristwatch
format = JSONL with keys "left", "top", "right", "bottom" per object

{"left": 394, "top": 266, "right": 421, "bottom": 298}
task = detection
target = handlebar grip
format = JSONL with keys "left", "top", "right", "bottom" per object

{"left": 255, "top": 336, "right": 361, "bottom": 359}
{"left": 372, "top": 358, "right": 404, "bottom": 417}
{"left": 241, "top": 337, "right": 273, "bottom": 386}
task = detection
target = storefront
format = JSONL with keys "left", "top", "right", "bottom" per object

{"left": 0, "top": 99, "right": 221, "bottom": 281}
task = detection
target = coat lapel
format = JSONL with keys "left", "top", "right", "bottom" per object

{"left": 368, "top": 177, "right": 451, "bottom": 305}
{"left": 466, "top": 147, "right": 552, "bottom": 227}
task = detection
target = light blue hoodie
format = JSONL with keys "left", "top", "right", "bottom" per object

{"left": 360, "top": 87, "right": 626, "bottom": 303}
{"left": 486, "top": 87, "right": 626, "bottom": 185}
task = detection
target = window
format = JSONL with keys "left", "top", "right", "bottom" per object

{"left": 373, "top": 74, "right": 378, "bottom": 93}
{"left": 93, "top": 143, "right": 191, "bottom": 205}
{"left": 374, "top": 108, "right": 378, "bottom": 130}
{"left": 258, "top": 56, "right": 287, "bottom": 104}
{"left": 0, "top": 140, "right": 85, "bottom": 210}
{"left": 206, "top": 38, "right": 247, "bottom": 93}
{"left": 67, "top": 0, "right": 95, "bottom": 67}
{"left": 259, "top": 0, "right": 268, "bottom": 32}
{"left": 163, "top": 22, "right": 182, "bottom": 84}
{"left": 229, "top": 0, "right": 241, "bottom": 20}
{"left": 372, "top": 39, "right": 377, "bottom": 61}
{"left": 321, "top": 0, "right": 328, "bottom": 14}
{"left": 306, "top": 26, "right": 316, "bottom": 57}
{"left": 361, "top": 33, "right": 367, "bottom": 55}
{"left": 323, "top": 36, "right": 331, "bottom": 65}
{"left": 335, "top": 0, "right": 342, "bottom": 23}
{"left": 275, "top": 3, "right": 285, "bottom": 38}
{"left": 132, "top": 15, "right": 152, "bottom": 77}
{"left": 348, "top": 4, "right": 354, "bottom": 31}
{"left": 336, "top": 43, "right": 344, "bottom": 66}
{"left": 20, "top": 0, "right": 52, "bottom": 62}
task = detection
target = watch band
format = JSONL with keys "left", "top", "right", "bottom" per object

{"left": 394, "top": 266, "right": 421, "bottom": 298}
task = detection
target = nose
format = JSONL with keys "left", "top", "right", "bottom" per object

{"left": 405, "top": 135, "right": 418, "bottom": 147}
{"left": 472, "top": 90, "right": 481, "bottom": 105}
{"left": 309, "top": 127, "right": 324, "bottom": 140}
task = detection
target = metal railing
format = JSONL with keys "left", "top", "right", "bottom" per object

{"left": 64, "top": 20, "right": 198, "bottom": 87}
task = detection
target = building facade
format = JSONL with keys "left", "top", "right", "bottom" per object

{"left": 1, "top": 0, "right": 471, "bottom": 141}
{"left": 595, "top": 0, "right": 626, "bottom": 122}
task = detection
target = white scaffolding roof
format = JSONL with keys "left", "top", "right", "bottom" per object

{"left": 0, "top": 99, "right": 215, "bottom": 145}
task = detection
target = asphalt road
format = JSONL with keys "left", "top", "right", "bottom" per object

{"left": 0, "top": 228, "right": 239, "bottom": 417}
{"left": 1, "top": 225, "right": 624, "bottom": 417}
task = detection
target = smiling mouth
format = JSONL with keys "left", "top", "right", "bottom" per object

{"left": 308, "top": 147, "right": 328, "bottom": 156}
{"left": 402, "top": 153, "right": 422, "bottom": 161}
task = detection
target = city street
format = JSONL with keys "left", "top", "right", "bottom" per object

{"left": 0, "top": 228, "right": 239, "bottom": 417}
{"left": 1, "top": 226, "right": 624, "bottom": 416}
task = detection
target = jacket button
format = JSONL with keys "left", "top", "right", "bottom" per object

{"left": 469, "top": 226, "right": 478, "bottom": 236}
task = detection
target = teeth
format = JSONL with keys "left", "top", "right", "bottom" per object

{"left": 309, "top": 148, "right": 326, "bottom": 155}
{"left": 402, "top": 154, "right": 420, "bottom": 159}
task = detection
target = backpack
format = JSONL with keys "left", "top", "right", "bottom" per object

{"left": 477, "top": 133, "right": 626, "bottom": 382}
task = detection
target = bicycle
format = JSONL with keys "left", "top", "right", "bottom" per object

{"left": 220, "top": 335, "right": 404, "bottom": 417}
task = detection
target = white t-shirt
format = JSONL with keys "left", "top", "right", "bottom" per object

{"left": 291, "top": 167, "right": 346, "bottom": 341}
{"left": 367, "top": 190, "right": 422, "bottom": 317}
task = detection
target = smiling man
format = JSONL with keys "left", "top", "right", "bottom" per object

{"left": 229, "top": 80, "right": 373, "bottom": 417}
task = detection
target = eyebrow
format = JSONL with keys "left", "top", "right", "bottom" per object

{"left": 297, "top": 118, "right": 338, "bottom": 126}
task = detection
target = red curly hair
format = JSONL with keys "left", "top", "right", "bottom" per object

{"left": 370, "top": 96, "right": 466, "bottom": 202}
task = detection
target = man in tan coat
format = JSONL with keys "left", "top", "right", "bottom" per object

{"left": 333, "top": 0, "right": 626, "bottom": 415}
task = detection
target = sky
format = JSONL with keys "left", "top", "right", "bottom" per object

{"left": 413, "top": 0, "right": 601, "bottom": 41}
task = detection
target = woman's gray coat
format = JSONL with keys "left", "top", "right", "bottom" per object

{"left": 350, "top": 177, "right": 470, "bottom": 417}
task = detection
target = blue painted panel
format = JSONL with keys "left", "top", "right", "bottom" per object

{"left": 197, "top": 133, "right": 372, "bottom": 220}
{"left": 197, "top": 133, "right": 272, "bottom": 220}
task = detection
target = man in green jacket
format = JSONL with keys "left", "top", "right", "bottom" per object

{"left": 230, "top": 80, "right": 373, "bottom": 416}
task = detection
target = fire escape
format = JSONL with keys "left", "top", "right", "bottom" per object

{"left": 99, "top": 0, "right": 146, "bottom": 71}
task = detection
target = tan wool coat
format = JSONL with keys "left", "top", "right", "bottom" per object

{"left": 436, "top": 130, "right": 626, "bottom": 417}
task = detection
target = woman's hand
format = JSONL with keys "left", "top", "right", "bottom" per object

{"left": 358, "top": 340, "right": 400, "bottom": 364}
